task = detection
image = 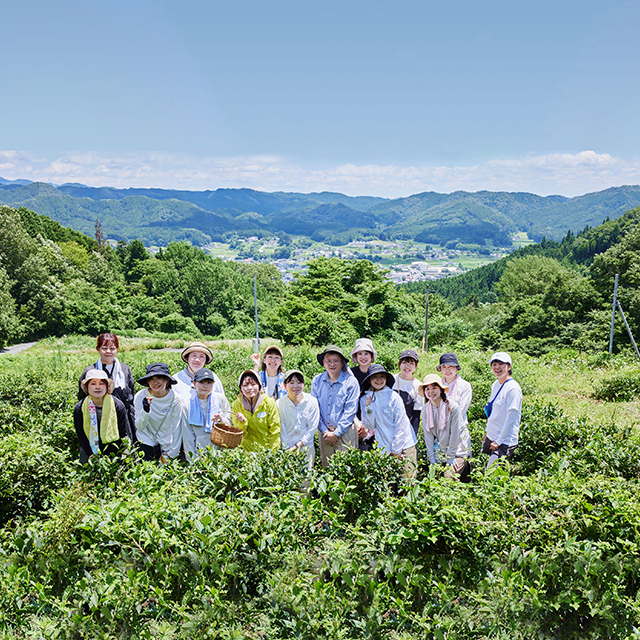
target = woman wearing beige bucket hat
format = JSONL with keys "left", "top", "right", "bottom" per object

{"left": 174, "top": 342, "right": 224, "bottom": 403}
{"left": 74, "top": 369, "right": 133, "bottom": 464}
{"left": 418, "top": 374, "right": 465, "bottom": 479}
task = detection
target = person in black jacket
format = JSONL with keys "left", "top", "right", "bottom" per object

{"left": 78, "top": 333, "right": 135, "bottom": 432}
{"left": 74, "top": 369, "right": 132, "bottom": 464}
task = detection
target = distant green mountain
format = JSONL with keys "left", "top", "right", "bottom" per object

{"left": 408, "top": 206, "right": 640, "bottom": 307}
{"left": 1, "top": 179, "right": 640, "bottom": 247}
{"left": 0, "top": 182, "right": 272, "bottom": 245}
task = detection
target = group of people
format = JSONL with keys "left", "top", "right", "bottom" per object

{"left": 74, "top": 333, "right": 523, "bottom": 478}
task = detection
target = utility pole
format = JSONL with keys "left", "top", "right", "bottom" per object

{"left": 609, "top": 273, "right": 618, "bottom": 355}
{"left": 616, "top": 300, "right": 640, "bottom": 361}
{"left": 422, "top": 284, "right": 430, "bottom": 354}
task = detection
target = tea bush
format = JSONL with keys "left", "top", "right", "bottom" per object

{"left": 310, "top": 446, "right": 403, "bottom": 524}
{"left": 593, "top": 368, "right": 640, "bottom": 401}
{"left": 0, "top": 433, "right": 71, "bottom": 524}
{"left": 2, "top": 339, "right": 640, "bottom": 638}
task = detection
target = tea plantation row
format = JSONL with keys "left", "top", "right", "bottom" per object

{"left": 1, "top": 338, "right": 640, "bottom": 639}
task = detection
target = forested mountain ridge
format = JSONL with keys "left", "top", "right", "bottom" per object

{"left": 2, "top": 201, "right": 640, "bottom": 358}
{"left": 2, "top": 178, "right": 640, "bottom": 247}
{"left": 412, "top": 206, "right": 640, "bottom": 307}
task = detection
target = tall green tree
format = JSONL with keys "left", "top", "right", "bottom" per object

{"left": 265, "top": 257, "right": 422, "bottom": 345}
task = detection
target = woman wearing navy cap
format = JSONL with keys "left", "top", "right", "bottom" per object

{"left": 437, "top": 353, "right": 472, "bottom": 480}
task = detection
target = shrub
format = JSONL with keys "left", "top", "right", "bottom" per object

{"left": 158, "top": 312, "right": 201, "bottom": 336}
{"left": 0, "top": 433, "right": 70, "bottom": 523}
{"left": 311, "top": 446, "right": 403, "bottom": 523}
{"left": 514, "top": 401, "right": 640, "bottom": 479}
{"left": 593, "top": 369, "right": 640, "bottom": 401}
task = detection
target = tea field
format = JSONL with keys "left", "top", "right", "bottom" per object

{"left": 1, "top": 336, "right": 640, "bottom": 639}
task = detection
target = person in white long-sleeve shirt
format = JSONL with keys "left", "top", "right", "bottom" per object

{"left": 276, "top": 369, "right": 320, "bottom": 470}
{"left": 437, "top": 352, "right": 472, "bottom": 481}
{"left": 182, "top": 367, "right": 232, "bottom": 463}
{"left": 134, "top": 363, "right": 185, "bottom": 463}
{"left": 392, "top": 349, "right": 424, "bottom": 437}
{"left": 483, "top": 351, "right": 522, "bottom": 469}
{"left": 419, "top": 373, "right": 462, "bottom": 479}
{"left": 360, "top": 364, "right": 417, "bottom": 479}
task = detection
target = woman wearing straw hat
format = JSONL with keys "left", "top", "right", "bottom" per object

{"left": 74, "top": 369, "right": 133, "bottom": 464}
{"left": 250, "top": 344, "right": 287, "bottom": 400}
{"left": 418, "top": 374, "right": 463, "bottom": 479}
{"left": 231, "top": 370, "right": 281, "bottom": 452}
{"left": 78, "top": 332, "right": 136, "bottom": 429}
{"left": 437, "top": 353, "right": 472, "bottom": 480}
{"left": 276, "top": 369, "right": 320, "bottom": 469}
{"left": 174, "top": 342, "right": 224, "bottom": 403}
{"left": 134, "top": 363, "right": 185, "bottom": 463}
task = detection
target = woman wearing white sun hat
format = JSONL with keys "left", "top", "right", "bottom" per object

{"left": 483, "top": 351, "right": 522, "bottom": 469}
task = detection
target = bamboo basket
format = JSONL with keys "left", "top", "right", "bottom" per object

{"left": 210, "top": 421, "right": 244, "bottom": 449}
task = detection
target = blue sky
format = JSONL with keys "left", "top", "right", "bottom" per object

{"left": 1, "top": 0, "right": 639, "bottom": 197}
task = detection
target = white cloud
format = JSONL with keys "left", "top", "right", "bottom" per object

{"left": 0, "top": 150, "right": 639, "bottom": 198}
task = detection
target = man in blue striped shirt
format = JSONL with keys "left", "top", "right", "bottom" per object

{"left": 310, "top": 345, "right": 360, "bottom": 467}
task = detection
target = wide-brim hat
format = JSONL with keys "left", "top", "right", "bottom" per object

{"left": 238, "top": 369, "right": 261, "bottom": 389}
{"left": 81, "top": 369, "right": 115, "bottom": 394}
{"left": 418, "top": 373, "right": 449, "bottom": 397}
{"left": 181, "top": 342, "right": 213, "bottom": 364}
{"left": 350, "top": 338, "right": 377, "bottom": 364}
{"left": 489, "top": 351, "right": 512, "bottom": 365}
{"left": 361, "top": 364, "right": 395, "bottom": 390}
{"left": 283, "top": 369, "right": 305, "bottom": 383}
{"left": 316, "top": 345, "right": 348, "bottom": 366}
{"left": 137, "top": 362, "right": 178, "bottom": 387}
{"left": 437, "top": 352, "right": 460, "bottom": 371}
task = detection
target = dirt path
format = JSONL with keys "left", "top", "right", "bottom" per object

{"left": 0, "top": 341, "right": 38, "bottom": 355}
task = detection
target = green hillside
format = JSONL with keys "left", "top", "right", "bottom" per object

{"left": 2, "top": 181, "right": 640, "bottom": 248}
{"left": 410, "top": 207, "right": 640, "bottom": 308}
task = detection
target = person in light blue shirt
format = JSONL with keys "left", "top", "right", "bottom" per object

{"left": 310, "top": 345, "right": 360, "bottom": 467}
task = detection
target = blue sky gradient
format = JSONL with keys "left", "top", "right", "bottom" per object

{"left": 1, "top": 0, "right": 639, "bottom": 196}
